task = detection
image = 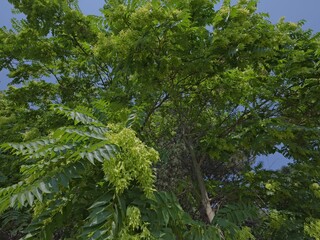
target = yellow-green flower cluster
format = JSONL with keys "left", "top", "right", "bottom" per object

{"left": 103, "top": 126, "right": 159, "bottom": 197}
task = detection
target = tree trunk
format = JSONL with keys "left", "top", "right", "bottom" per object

{"left": 185, "top": 138, "right": 215, "bottom": 223}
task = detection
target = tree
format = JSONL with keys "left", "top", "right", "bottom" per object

{"left": 0, "top": 0, "right": 319, "bottom": 239}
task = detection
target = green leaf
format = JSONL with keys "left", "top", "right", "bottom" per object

{"left": 18, "top": 193, "right": 26, "bottom": 206}
{"left": 39, "top": 182, "right": 51, "bottom": 194}
{"left": 162, "top": 209, "right": 170, "bottom": 226}
{"left": 26, "top": 191, "right": 34, "bottom": 206}
{"left": 32, "top": 187, "right": 43, "bottom": 202}
{"left": 87, "top": 152, "right": 95, "bottom": 164}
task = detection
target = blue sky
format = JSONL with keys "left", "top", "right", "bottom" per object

{"left": 1, "top": 0, "right": 319, "bottom": 31}
{"left": 0, "top": 0, "right": 319, "bottom": 169}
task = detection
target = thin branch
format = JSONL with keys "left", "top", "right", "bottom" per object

{"left": 140, "top": 92, "right": 169, "bottom": 132}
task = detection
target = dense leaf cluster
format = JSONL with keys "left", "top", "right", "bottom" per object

{"left": 0, "top": 0, "right": 320, "bottom": 239}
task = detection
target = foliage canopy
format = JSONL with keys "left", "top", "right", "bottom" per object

{"left": 0, "top": 0, "right": 320, "bottom": 239}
